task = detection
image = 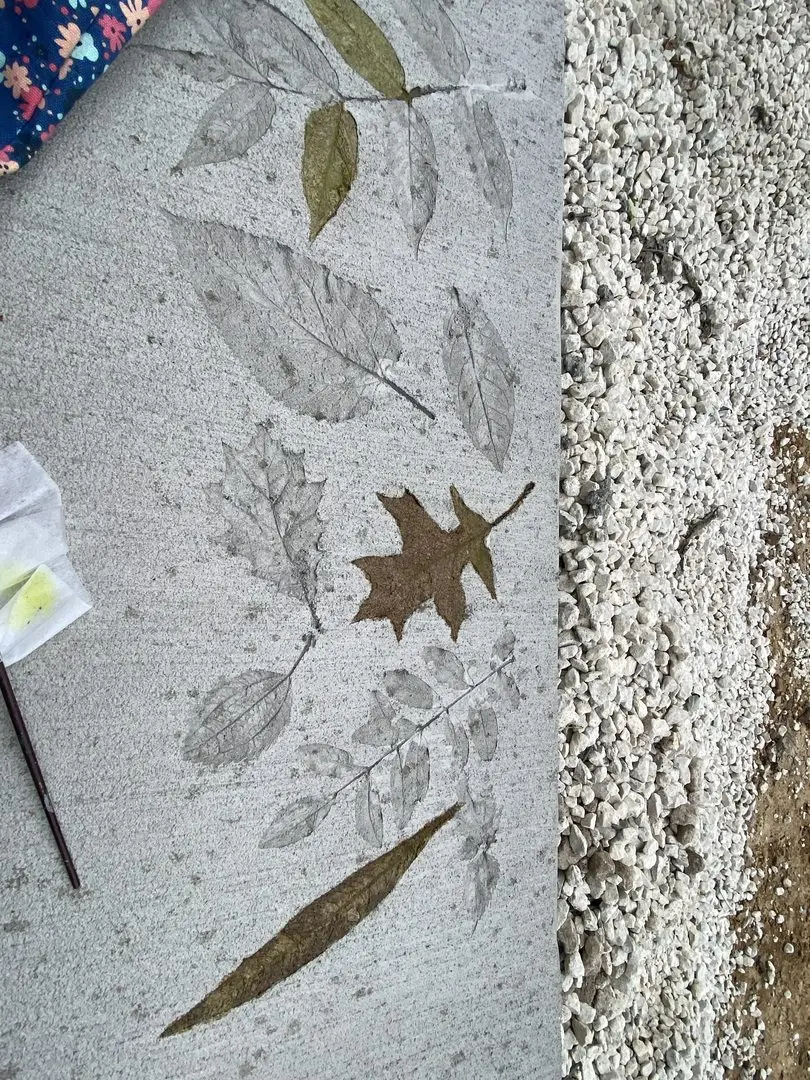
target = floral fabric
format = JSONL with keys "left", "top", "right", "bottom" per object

{"left": 0, "top": 0, "right": 165, "bottom": 175}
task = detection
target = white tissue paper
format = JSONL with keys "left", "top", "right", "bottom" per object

{"left": 0, "top": 442, "right": 91, "bottom": 666}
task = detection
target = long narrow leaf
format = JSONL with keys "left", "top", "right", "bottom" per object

{"left": 162, "top": 804, "right": 459, "bottom": 1036}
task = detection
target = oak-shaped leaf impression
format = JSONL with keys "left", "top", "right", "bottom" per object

{"left": 169, "top": 215, "right": 434, "bottom": 421}
{"left": 208, "top": 424, "right": 324, "bottom": 626}
{"left": 353, "top": 482, "right": 534, "bottom": 640}
{"left": 162, "top": 803, "right": 459, "bottom": 1036}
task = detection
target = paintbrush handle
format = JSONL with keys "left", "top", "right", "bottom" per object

{"left": 0, "top": 661, "right": 81, "bottom": 889}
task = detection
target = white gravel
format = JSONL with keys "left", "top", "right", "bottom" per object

{"left": 558, "top": 0, "right": 810, "bottom": 1076}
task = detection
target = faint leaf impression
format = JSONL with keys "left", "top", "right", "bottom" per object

{"left": 443, "top": 287, "right": 516, "bottom": 471}
{"left": 209, "top": 424, "right": 324, "bottom": 628}
{"left": 246, "top": 631, "right": 519, "bottom": 934}
{"left": 453, "top": 91, "right": 513, "bottom": 239}
{"left": 183, "top": 638, "right": 311, "bottom": 767}
{"left": 177, "top": 81, "right": 276, "bottom": 169}
{"left": 386, "top": 100, "right": 438, "bottom": 255}
{"left": 160, "top": 0, "right": 518, "bottom": 244}
{"left": 168, "top": 215, "right": 434, "bottom": 421}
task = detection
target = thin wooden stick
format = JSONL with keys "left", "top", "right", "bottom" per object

{"left": 0, "top": 661, "right": 80, "bottom": 889}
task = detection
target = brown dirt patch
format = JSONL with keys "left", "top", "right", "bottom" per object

{"left": 727, "top": 426, "right": 810, "bottom": 1080}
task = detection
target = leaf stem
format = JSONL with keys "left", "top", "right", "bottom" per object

{"left": 331, "top": 656, "right": 515, "bottom": 802}
{"left": 490, "top": 482, "right": 535, "bottom": 529}
{"left": 375, "top": 372, "right": 436, "bottom": 420}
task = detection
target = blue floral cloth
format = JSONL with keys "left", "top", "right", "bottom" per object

{"left": 0, "top": 0, "right": 165, "bottom": 174}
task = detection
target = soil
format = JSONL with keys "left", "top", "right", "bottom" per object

{"left": 727, "top": 426, "right": 810, "bottom": 1079}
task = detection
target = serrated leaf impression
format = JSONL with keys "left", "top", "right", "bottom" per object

{"left": 443, "top": 287, "right": 515, "bottom": 471}
{"left": 178, "top": 81, "right": 276, "bottom": 170}
{"left": 169, "top": 215, "right": 434, "bottom": 421}
{"left": 208, "top": 424, "right": 323, "bottom": 624}
{"left": 162, "top": 804, "right": 459, "bottom": 1036}
{"left": 184, "top": 669, "right": 293, "bottom": 767}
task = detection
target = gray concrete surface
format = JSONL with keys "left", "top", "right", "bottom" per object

{"left": 0, "top": 1, "right": 562, "bottom": 1076}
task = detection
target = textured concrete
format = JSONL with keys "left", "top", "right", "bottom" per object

{"left": 0, "top": 1, "right": 562, "bottom": 1076}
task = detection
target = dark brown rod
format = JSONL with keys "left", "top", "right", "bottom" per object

{"left": 0, "top": 661, "right": 80, "bottom": 889}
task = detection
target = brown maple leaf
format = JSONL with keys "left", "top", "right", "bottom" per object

{"left": 352, "top": 482, "right": 534, "bottom": 641}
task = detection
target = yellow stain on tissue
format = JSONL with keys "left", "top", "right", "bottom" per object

{"left": 0, "top": 562, "right": 27, "bottom": 591}
{"left": 8, "top": 567, "right": 59, "bottom": 631}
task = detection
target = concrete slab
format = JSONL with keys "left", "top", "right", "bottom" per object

{"left": 0, "top": 1, "right": 562, "bottom": 1076}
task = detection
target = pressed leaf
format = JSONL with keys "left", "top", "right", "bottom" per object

{"left": 423, "top": 646, "right": 468, "bottom": 690}
{"left": 442, "top": 715, "right": 469, "bottom": 769}
{"left": 353, "top": 690, "right": 398, "bottom": 746}
{"left": 298, "top": 743, "right": 355, "bottom": 777}
{"left": 260, "top": 795, "right": 334, "bottom": 848}
{"left": 303, "top": 0, "right": 407, "bottom": 100}
{"left": 443, "top": 287, "right": 515, "bottom": 471}
{"left": 353, "top": 482, "right": 534, "bottom": 641}
{"left": 383, "top": 668, "right": 434, "bottom": 710}
{"left": 464, "top": 848, "right": 500, "bottom": 928}
{"left": 208, "top": 424, "right": 323, "bottom": 619}
{"left": 392, "top": 0, "right": 469, "bottom": 81}
{"left": 303, "top": 102, "right": 359, "bottom": 240}
{"left": 467, "top": 703, "right": 498, "bottom": 761}
{"left": 184, "top": 668, "right": 293, "bottom": 767}
{"left": 162, "top": 803, "right": 459, "bottom": 1036}
{"left": 454, "top": 92, "right": 513, "bottom": 237}
{"left": 355, "top": 775, "right": 384, "bottom": 847}
{"left": 386, "top": 101, "right": 438, "bottom": 253}
{"left": 190, "top": 0, "right": 340, "bottom": 95}
{"left": 178, "top": 82, "right": 275, "bottom": 169}
{"left": 169, "top": 216, "right": 433, "bottom": 421}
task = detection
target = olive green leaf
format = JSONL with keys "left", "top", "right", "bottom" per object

{"left": 304, "top": 0, "right": 408, "bottom": 100}
{"left": 161, "top": 803, "right": 459, "bottom": 1036}
{"left": 302, "top": 102, "right": 359, "bottom": 240}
